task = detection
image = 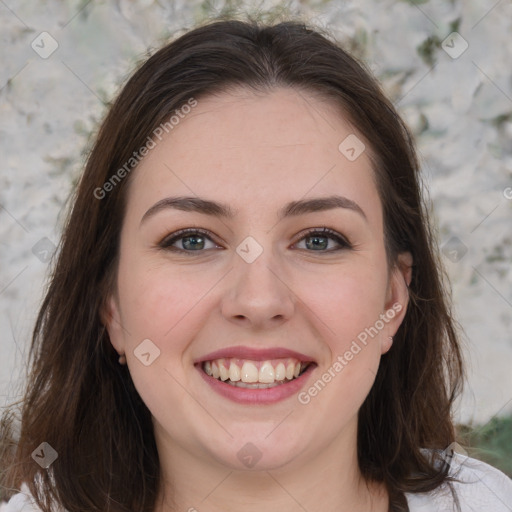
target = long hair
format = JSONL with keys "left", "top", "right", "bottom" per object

{"left": 1, "top": 17, "right": 464, "bottom": 512}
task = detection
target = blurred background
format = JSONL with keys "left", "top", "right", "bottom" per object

{"left": 1, "top": 0, "right": 511, "bottom": 475}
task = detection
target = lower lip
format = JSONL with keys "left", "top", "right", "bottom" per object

{"left": 196, "top": 363, "right": 316, "bottom": 404}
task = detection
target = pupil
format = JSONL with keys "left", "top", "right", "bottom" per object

{"left": 306, "top": 236, "right": 327, "bottom": 250}
{"left": 183, "top": 235, "right": 204, "bottom": 250}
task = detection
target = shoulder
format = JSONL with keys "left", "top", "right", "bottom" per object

{"left": 406, "top": 452, "right": 512, "bottom": 512}
{"left": 2, "top": 458, "right": 511, "bottom": 512}
{"left": 0, "top": 482, "right": 66, "bottom": 512}
{"left": 0, "top": 483, "right": 42, "bottom": 512}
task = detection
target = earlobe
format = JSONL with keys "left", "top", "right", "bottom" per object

{"left": 382, "top": 335, "right": 393, "bottom": 354}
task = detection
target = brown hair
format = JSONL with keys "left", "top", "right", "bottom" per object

{"left": 1, "top": 16, "right": 465, "bottom": 512}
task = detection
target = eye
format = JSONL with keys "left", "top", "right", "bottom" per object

{"left": 159, "top": 228, "right": 221, "bottom": 253}
{"left": 293, "top": 227, "right": 352, "bottom": 252}
{"left": 158, "top": 227, "right": 352, "bottom": 254}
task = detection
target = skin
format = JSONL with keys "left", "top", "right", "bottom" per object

{"left": 103, "top": 86, "right": 413, "bottom": 512}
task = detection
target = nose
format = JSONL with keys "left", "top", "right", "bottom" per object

{"left": 221, "top": 246, "right": 295, "bottom": 329}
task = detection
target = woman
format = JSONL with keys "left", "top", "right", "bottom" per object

{"left": 1, "top": 17, "right": 511, "bottom": 512}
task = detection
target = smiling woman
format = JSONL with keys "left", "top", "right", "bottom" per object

{"left": 1, "top": 16, "right": 512, "bottom": 512}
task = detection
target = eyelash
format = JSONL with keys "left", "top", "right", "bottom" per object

{"left": 158, "top": 227, "right": 352, "bottom": 254}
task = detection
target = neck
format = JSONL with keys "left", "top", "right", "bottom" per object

{"left": 152, "top": 421, "right": 389, "bottom": 512}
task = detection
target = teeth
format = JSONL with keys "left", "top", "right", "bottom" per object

{"left": 275, "top": 362, "right": 286, "bottom": 381}
{"left": 241, "top": 362, "right": 259, "bottom": 383}
{"left": 218, "top": 359, "right": 229, "bottom": 381}
{"left": 229, "top": 362, "right": 241, "bottom": 382}
{"left": 226, "top": 380, "right": 285, "bottom": 389}
{"left": 202, "top": 358, "right": 310, "bottom": 385}
{"left": 211, "top": 362, "right": 220, "bottom": 379}
{"left": 258, "top": 361, "right": 275, "bottom": 383}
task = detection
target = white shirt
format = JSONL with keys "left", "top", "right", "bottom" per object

{"left": 1, "top": 453, "right": 511, "bottom": 511}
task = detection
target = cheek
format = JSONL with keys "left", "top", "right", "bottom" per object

{"left": 117, "top": 259, "right": 212, "bottom": 342}
{"left": 116, "top": 262, "right": 209, "bottom": 424}
{"left": 297, "top": 268, "right": 386, "bottom": 428}
{"left": 299, "top": 259, "right": 389, "bottom": 344}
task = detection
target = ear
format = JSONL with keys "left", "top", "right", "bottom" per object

{"left": 381, "top": 251, "right": 413, "bottom": 354}
{"left": 100, "top": 293, "right": 126, "bottom": 356}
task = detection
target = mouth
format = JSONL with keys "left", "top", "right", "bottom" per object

{"left": 199, "top": 358, "right": 314, "bottom": 388}
{"left": 194, "top": 346, "right": 317, "bottom": 404}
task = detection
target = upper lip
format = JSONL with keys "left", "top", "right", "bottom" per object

{"left": 194, "top": 345, "right": 316, "bottom": 364}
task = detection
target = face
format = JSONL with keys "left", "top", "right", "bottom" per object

{"left": 103, "top": 87, "right": 411, "bottom": 474}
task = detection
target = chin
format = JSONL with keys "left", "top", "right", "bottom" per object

{"left": 201, "top": 430, "right": 308, "bottom": 471}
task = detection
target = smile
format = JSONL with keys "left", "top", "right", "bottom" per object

{"left": 194, "top": 347, "right": 317, "bottom": 404}
{"left": 202, "top": 357, "right": 312, "bottom": 388}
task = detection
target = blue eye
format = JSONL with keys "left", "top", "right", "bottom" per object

{"left": 159, "top": 228, "right": 219, "bottom": 252}
{"left": 295, "top": 228, "right": 352, "bottom": 252}
{"left": 159, "top": 227, "right": 352, "bottom": 254}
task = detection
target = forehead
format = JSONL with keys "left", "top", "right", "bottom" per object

{"left": 125, "top": 86, "right": 381, "bottom": 225}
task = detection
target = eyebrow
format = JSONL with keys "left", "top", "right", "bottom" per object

{"left": 140, "top": 194, "right": 368, "bottom": 225}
